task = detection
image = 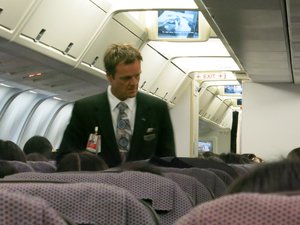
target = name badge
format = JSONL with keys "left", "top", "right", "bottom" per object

{"left": 86, "top": 126, "right": 101, "bottom": 153}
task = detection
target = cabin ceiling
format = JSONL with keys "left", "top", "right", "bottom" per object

{"left": 0, "top": 0, "right": 298, "bottom": 103}
{"left": 199, "top": 0, "right": 297, "bottom": 84}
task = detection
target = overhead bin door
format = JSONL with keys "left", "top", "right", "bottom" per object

{"left": 0, "top": 0, "right": 35, "bottom": 31}
{"left": 20, "top": 0, "right": 107, "bottom": 58}
{"left": 81, "top": 12, "right": 145, "bottom": 71}
{"left": 198, "top": 89, "right": 215, "bottom": 116}
{"left": 148, "top": 62, "right": 187, "bottom": 101}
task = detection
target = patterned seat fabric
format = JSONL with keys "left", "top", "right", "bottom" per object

{"left": 157, "top": 167, "right": 227, "bottom": 198}
{"left": 27, "top": 161, "right": 56, "bottom": 173}
{"left": 0, "top": 182, "right": 157, "bottom": 225}
{"left": 0, "top": 189, "right": 68, "bottom": 225}
{"left": 163, "top": 172, "right": 213, "bottom": 205}
{"left": 4, "top": 171, "right": 193, "bottom": 225}
{"left": 174, "top": 193, "right": 300, "bottom": 225}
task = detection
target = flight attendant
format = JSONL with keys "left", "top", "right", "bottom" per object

{"left": 58, "top": 43, "right": 176, "bottom": 167}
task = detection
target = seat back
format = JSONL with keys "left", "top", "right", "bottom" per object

{"left": 6, "top": 161, "right": 34, "bottom": 173}
{"left": 0, "top": 189, "right": 68, "bottom": 225}
{"left": 157, "top": 167, "right": 227, "bottom": 198}
{"left": 0, "top": 182, "right": 157, "bottom": 225}
{"left": 164, "top": 172, "right": 213, "bottom": 205}
{"left": 27, "top": 161, "right": 56, "bottom": 173}
{"left": 4, "top": 171, "right": 193, "bottom": 225}
{"left": 207, "top": 168, "right": 234, "bottom": 186}
{"left": 174, "top": 193, "right": 300, "bottom": 225}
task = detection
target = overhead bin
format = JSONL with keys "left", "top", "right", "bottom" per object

{"left": 202, "top": 96, "right": 222, "bottom": 121}
{"left": 139, "top": 44, "right": 168, "bottom": 92}
{"left": 148, "top": 62, "right": 187, "bottom": 101}
{"left": 81, "top": 12, "right": 145, "bottom": 74}
{"left": 211, "top": 100, "right": 230, "bottom": 124}
{"left": 198, "top": 87, "right": 216, "bottom": 116}
{"left": 0, "top": 0, "right": 36, "bottom": 39}
{"left": 19, "top": 0, "right": 108, "bottom": 59}
{"left": 220, "top": 108, "right": 233, "bottom": 128}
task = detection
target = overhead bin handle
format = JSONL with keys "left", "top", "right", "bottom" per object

{"left": 34, "top": 29, "right": 46, "bottom": 42}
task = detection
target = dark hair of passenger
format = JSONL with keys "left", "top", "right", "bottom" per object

{"left": 23, "top": 136, "right": 53, "bottom": 159}
{"left": 226, "top": 160, "right": 300, "bottom": 194}
{"left": 26, "top": 152, "right": 49, "bottom": 161}
{"left": 103, "top": 43, "right": 143, "bottom": 77}
{"left": 0, "top": 140, "right": 26, "bottom": 162}
{"left": 219, "top": 152, "right": 251, "bottom": 164}
{"left": 120, "top": 161, "right": 163, "bottom": 176}
{"left": 287, "top": 147, "right": 300, "bottom": 161}
{"left": 56, "top": 151, "right": 108, "bottom": 172}
{"left": 0, "top": 160, "right": 18, "bottom": 178}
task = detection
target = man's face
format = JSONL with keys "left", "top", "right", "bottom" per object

{"left": 107, "top": 59, "right": 141, "bottom": 101}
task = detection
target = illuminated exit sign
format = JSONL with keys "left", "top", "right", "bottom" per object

{"left": 194, "top": 72, "right": 236, "bottom": 80}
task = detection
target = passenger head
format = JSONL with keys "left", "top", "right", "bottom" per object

{"left": 104, "top": 43, "right": 143, "bottom": 101}
{"left": 23, "top": 136, "right": 53, "bottom": 159}
{"left": 56, "top": 151, "right": 108, "bottom": 172}
{"left": 226, "top": 160, "right": 300, "bottom": 194}
{"left": 0, "top": 160, "right": 18, "bottom": 178}
{"left": 0, "top": 140, "right": 26, "bottom": 162}
{"left": 219, "top": 152, "right": 251, "bottom": 164}
{"left": 287, "top": 147, "right": 300, "bottom": 161}
{"left": 242, "top": 153, "right": 264, "bottom": 163}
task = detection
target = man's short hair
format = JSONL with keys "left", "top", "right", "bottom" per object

{"left": 103, "top": 43, "right": 143, "bottom": 77}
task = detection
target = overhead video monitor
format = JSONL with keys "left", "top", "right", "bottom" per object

{"left": 158, "top": 10, "right": 199, "bottom": 39}
{"left": 147, "top": 10, "right": 211, "bottom": 41}
{"left": 224, "top": 85, "right": 242, "bottom": 95}
{"left": 198, "top": 140, "right": 213, "bottom": 152}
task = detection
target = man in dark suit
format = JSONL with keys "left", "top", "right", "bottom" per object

{"left": 58, "top": 43, "right": 176, "bottom": 167}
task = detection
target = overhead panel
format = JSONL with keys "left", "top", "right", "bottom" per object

{"left": 148, "top": 62, "right": 186, "bottom": 101}
{"left": 139, "top": 44, "right": 168, "bottom": 91}
{"left": 198, "top": 88, "right": 216, "bottom": 116}
{"left": 204, "top": 96, "right": 222, "bottom": 120}
{"left": 0, "top": 0, "right": 36, "bottom": 39}
{"left": 211, "top": 101, "right": 229, "bottom": 123}
{"left": 220, "top": 108, "right": 232, "bottom": 128}
{"left": 81, "top": 12, "right": 145, "bottom": 73}
{"left": 201, "top": 0, "right": 292, "bottom": 83}
{"left": 19, "top": 0, "right": 107, "bottom": 59}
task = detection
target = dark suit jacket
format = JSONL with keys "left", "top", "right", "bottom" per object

{"left": 58, "top": 91, "right": 176, "bottom": 167}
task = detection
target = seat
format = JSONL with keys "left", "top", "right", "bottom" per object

{"left": 163, "top": 172, "right": 213, "bottom": 205}
{"left": 229, "top": 164, "right": 250, "bottom": 176}
{"left": 27, "top": 161, "right": 56, "bottom": 173}
{"left": 0, "top": 189, "right": 68, "bottom": 225}
{"left": 155, "top": 157, "right": 238, "bottom": 179}
{"left": 157, "top": 167, "right": 227, "bottom": 198}
{"left": 4, "top": 171, "right": 193, "bottom": 225}
{"left": 6, "top": 161, "right": 34, "bottom": 172}
{"left": 174, "top": 193, "right": 300, "bottom": 225}
{"left": 207, "top": 168, "right": 234, "bottom": 186}
{"left": 0, "top": 182, "right": 158, "bottom": 225}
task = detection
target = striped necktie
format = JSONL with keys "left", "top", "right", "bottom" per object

{"left": 116, "top": 102, "right": 132, "bottom": 162}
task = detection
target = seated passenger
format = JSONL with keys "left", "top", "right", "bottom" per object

{"left": 23, "top": 135, "right": 53, "bottom": 160}
{"left": 287, "top": 147, "right": 300, "bottom": 161}
{"left": 56, "top": 151, "right": 108, "bottom": 172}
{"left": 0, "top": 140, "right": 26, "bottom": 162}
{"left": 242, "top": 153, "right": 264, "bottom": 163}
{"left": 226, "top": 160, "right": 300, "bottom": 194}
{"left": 219, "top": 152, "right": 251, "bottom": 164}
